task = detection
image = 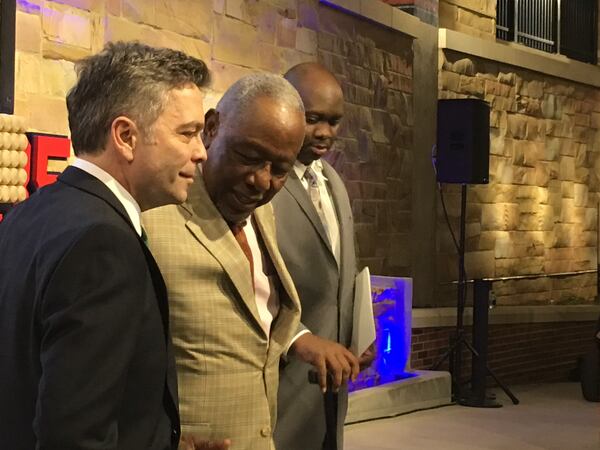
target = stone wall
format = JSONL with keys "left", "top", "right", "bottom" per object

{"left": 437, "top": 49, "right": 600, "bottom": 306}
{"left": 439, "top": 0, "right": 496, "bottom": 40}
{"left": 14, "top": 0, "right": 416, "bottom": 276}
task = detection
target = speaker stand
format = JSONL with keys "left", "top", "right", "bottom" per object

{"left": 431, "top": 184, "right": 518, "bottom": 407}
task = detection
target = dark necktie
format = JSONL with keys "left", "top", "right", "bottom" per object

{"left": 141, "top": 227, "right": 149, "bottom": 246}
{"left": 230, "top": 222, "right": 254, "bottom": 288}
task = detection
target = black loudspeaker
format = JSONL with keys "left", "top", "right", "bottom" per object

{"left": 436, "top": 98, "right": 490, "bottom": 184}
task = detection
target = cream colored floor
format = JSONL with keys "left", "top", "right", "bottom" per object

{"left": 344, "top": 383, "right": 600, "bottom": 450}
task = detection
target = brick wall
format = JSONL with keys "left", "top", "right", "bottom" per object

{"left": 314, "top": 5, "right": 414, "bottom": 276}
{"left": 437, "top": 50, "right": 600, "bottom": 307}
{"left": 412, "top": 320, "right": 598, "bottom": 385}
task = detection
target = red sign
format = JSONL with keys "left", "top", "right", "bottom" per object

{"left": 0, "top": 133, "right": 71, "bottom": 222}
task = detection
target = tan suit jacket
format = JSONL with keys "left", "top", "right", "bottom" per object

{"left": 143, "top": 174, "right": 301, "bottom": 450}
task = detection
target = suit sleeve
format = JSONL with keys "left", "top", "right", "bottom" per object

{"left": 34, "top": 224, "right": 148, "bottom": 449}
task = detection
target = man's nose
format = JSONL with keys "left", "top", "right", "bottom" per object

{"left": 313, "top": 122, "right": 333, "bottom": 139}
{"left": 250, "top": 164, "right": 272, "bottom": 192}
{"left": 192, "top": 135, "right": 207, "bottom": 163}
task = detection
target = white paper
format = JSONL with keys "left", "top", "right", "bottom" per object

{"left": 350, "top": 266, "right": 376, "bottom": 357}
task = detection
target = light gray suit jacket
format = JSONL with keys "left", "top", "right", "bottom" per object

{"left": 272, "top": 160, "right": 357, "bottom": 450}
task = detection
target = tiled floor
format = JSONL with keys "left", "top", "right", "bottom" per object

{"left": 344, "top": 383, "right": 600, "bottom": 450}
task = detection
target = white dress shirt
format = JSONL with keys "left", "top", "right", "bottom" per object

{"left": 243, "top": 217, "right": 280, "bottom": 338}
{"left": 293, "top": 159, "right": 341, "bottom": 265}
{"left": 71, "top": 158, "right": 143, "bottom": 237}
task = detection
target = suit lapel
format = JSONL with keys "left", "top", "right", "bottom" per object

{"left": 253, "top": 205, "right": 301, "bottom": 360}
{"left": 182, "top": 176, "right": 265, "bottom": 337}
{"left": 58, "top": 166, "right": 134, "bottom": 231}
{"left": 322, "top": 161, "right": 352, "bottom": 264}
{"left": 283, "top": 171, "right": 334, "bottom": 256}
{"left": 59, "top": 166, "right": 179, "bottom": 415}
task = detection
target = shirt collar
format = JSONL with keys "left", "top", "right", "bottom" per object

{"left": 293, "top": 159, "right": 326, "bottom": 180}
{"left": 71, "top": 158, "right": 142, "bottom": 236}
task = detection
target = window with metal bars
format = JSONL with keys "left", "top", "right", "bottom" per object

{"left": 496, "top": 0, "right": 598, "bottom": 64}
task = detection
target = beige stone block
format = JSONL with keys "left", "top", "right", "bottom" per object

{"left": 490, "top": 134, "right": 512, "bottom": 157}
{"left": 159, "top": 31, "right": 211, "bottom": 62}
{"left": 208, "top": 60, "right": 256, "bottom": 93}
{"left": 559, "top": 156, "right": 575, "bottom": 181}
{"left": 48, "top": 0, "right": 102, "bottom": 11}
{"left": 464, "top": 250, "right": 495, "bottom": 278}
{"left": 444, "top": 0, "right": 495, "bottom": 17}
{"left": 573, "top": 125, "right": 591, "bottom": 143}
{"left": 42, "top": 38, "right": 90, "bottom": 61}
{"left": 213, "top": 15, "right": 259, "bottom": 68}
{"left": 469, "top": 183, "right": 516, "bottom": 204}
{"left": 497, "top": 71, "right": 516, "bottom": 85}
{"left": 554, "top": 223, "right": 576, "bottom": 247}
{"left": 15, "top": 94, "right": 69, "bottom": 135}
{"left": 481, "top": 203, "right": 519, "bottom": 231}
{"left": 544, "top": 259, "right": 571, "bottom": 274}
{"left": 277, "top": 16, "right": 297, "bottom": 49}
{"left": 107, "top": 0, "right": 121, "bottom": 16}
{"left": 103, "top": 16, "right": 162, "bottom": 48}
{"left": 573, "top": 183, "right": 589, "bottom": 207}
{"left": 42, "top": 3, "right": 92, "bottom": 49}
{"left": 516, "top": 186, "right": 547, "bottom": 202}
{"left": 539, "top": 204, "right": 555, "bottom": 231}
{"left": 574, "top": 113, "right": 590, "bottom": 127}
{"left": 155, "top": 0, "right": 212, "bottom": 41}
{"left": 225, "top": 0, "right": 245, "bottom": 20}
{"left": 439, "top": 2, "right": 458, "bottom": 29}
{"left": 506, "top": 113, "right": 527, "bottom": 139}
{"left": 560, "top": 198, "right": 576, "bottom": 223}
{"left": 452, "top": 58, "right": 475, "bottom": 76}
{"left": 296, "top": 27, "right": 317, "bottom": 54}
{"left": 458, "top": 75, "right": 484, "bottom": 96}
{"left": 15, "top": 52, "right": 42, "bottom": 95}
{"left": 16, "top": 12, "right": 42, "bottom": 54}
{"left": 496, "top": 256, "right": 544, "bottom": 277}
{"left": 591, "top": 112, "right": 600, "bottom": 129}
{"left": 40, "top": 59, "right": 76, "bottom": 98}
{"left": 512, "top": 166, "right": 536, "bottom": 185}
{"left": 123, "top": 0, "right": 155, "bottom": 24}
{"left": 456, "top": 7, "right": 494, "bottom": 33}
{"left": 489, "top": 155, "right": 510, "bottom": 182}
{"left": 583, "top": 207, "right": 597, "bottom": 231}
{"left": 541, "top": 94, "right": 556, "bottom": 119}
{"left": 512, "top": 139, "right": 539, "bottom": 168}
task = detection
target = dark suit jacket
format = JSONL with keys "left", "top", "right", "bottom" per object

{"left": 272, "top": 161, "right": 357, "bottom": 450}
{"left": 0, "top": 166, "right": 180, "bottom": 450}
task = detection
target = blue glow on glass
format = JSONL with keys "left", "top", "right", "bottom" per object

{"left": 350, "top": 278, "right": 417, "bottom": 392}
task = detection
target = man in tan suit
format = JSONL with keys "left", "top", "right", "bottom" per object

{"left": 143, "top": 73, "right": 306, "bottom": 450}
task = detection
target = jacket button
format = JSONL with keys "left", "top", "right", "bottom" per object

{"left": 260, "top": 427, "right": 270, "bottom": 437}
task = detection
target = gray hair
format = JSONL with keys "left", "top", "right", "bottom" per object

{"left": 67, "top": 41, "right": 209, "bottom": 155}
{"left": 216, "top": 72, "right": 304, "bottom": 122}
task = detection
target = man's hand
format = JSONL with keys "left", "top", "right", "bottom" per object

{"left": 179, "top": 435, "right": 231, "bottom": 450}
{"left": 290, "top": 333, "right": 359, "bottom": 392}
{"left": 358, "top": 343, "right": 375, "bottom": 371}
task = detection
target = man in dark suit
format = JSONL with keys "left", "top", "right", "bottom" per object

{"left": 0, "top": 42, "right": 210, "bottom": 450}
{"left": 273, "top": 63, "right": 373, "bottom": 450}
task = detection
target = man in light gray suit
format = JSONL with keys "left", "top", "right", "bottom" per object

{"left": 272, "top": 63, "right": 373, "bottom": 450}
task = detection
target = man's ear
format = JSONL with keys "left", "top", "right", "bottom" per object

{"left": 110, "top": 116, "right": 138, "bottom": 162}
{"left": 202, "top": 109, "right": 219, "bottom": 150}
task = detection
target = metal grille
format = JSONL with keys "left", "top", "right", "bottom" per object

{"left": 560, "top": 0, "right": 598, "bottom": 64}
{"left": 496, "top": 0, "right": 598, "bottom": 64}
